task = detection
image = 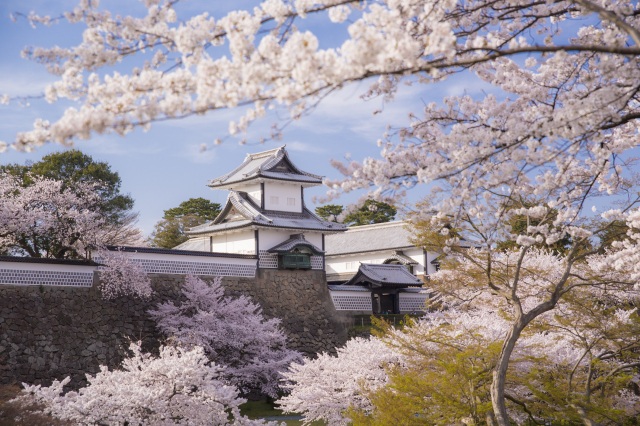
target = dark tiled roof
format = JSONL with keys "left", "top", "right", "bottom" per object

{"left": 187, "top": 191, "right": 345, "bottom": 235}
{"left": 0, "top": 256, "right": 98, "bottom": 266}
{"left": 328, "top": 285, "right": 370, "bottom": 292}
{"left": 325, "top": 221, "right": 417, "bottom": 256}
{"left": 267, "top": 234, "right": 324, "bottom": 254}
{"left": 208, "top": 146, "right": 323, "bottom": 188}
{"left": 343, "top": 263, "right": 423, "bottom": 288}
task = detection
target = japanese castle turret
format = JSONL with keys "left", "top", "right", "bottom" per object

{"left": 175, "top": 146, "right": 346, "bottom": 270}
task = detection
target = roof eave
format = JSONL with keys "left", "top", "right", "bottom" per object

{"left": 185, "top": 222, "right": 253, "bottom": 236}
{"left": 208, "top": 175, "right": 323, "bottom": 189}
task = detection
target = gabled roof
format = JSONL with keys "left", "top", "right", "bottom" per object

{"left": 343, "top": 263, "right": 423, "bottom": 288}
{"left": 208, "top": 146, "right": 323, "bottom": 188}
{"left": 267, "top": 234, "right": 324, "bottom": 255}
{"left": 386, "top": 250, "right": 418, "bottom": 265}
{"left": 325, "top": 220, "right": 479, "bottom": 257}
{"left": 186, "top": 191, "right": 346, "bottom": 235}
{"left": 325, "top": 221, "right": 417, "bottom": 256}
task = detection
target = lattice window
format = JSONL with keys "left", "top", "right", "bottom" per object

{"left": 330, "top": 293, "right": 372, "bottom": 311}
{"left": 258, "top": 251, "right": 279, "bottom": 269}
{"left": 310, "top": 255, "right": 323, "bottom": 270}
{"left": 398, "top": 294, "right": 429, "bottom": 312}
{"left": 0, "top": 269, "right": 93, "bottom": 287}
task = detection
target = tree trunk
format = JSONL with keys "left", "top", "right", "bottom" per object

{"left": 573, "top": 405, "right": 601, "bottom": 426}
{"left": 491, "top": 320, "right": 525, "bottom": 426}
{"left": 485, "top": 411, "right": 498, "bottom": 426}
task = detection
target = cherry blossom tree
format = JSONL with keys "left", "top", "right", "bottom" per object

{"left": 280, "top": 250, "right": 640, "bottom": 424}
{"left": 347, "top": 306, "right": 640, "bottom": 424}
{"left": 13, "top": 342, "right": 269, "bottom": 426}
{"left": 149, "top": 275, "right": 301, "bottom": 397}
{"left": 278, "top": 336, "right": 402, "bottom": 426}
{"left": 411, "top": 249, "right": 640, "bottom": 424}
{"left": 0, "top": 173, "right": 106, "bottom": 258}
{"left": 94, "top": 247, "right": 153, "bottom": 299}
{"left": 5, "top": 1, "right": 640, "bottom": 423}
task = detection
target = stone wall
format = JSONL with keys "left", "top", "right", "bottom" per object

{"left": 0, "top": 270, "right": 348, "bottom": 388}
{"left": 223, "top": 269, "right": 349, "bottom": 355}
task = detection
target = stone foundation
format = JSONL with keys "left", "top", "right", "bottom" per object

{"left": 0, "top": 270, "right": 348, "bottom": 388}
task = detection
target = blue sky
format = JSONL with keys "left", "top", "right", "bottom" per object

{"left": 0, "top": 1, "right": 488, "bottom": 236}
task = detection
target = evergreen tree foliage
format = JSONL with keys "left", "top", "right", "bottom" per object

{"left": 1, "top": 150, "right": 134, "bottom": 225}
{"left": 343, "top": 200, "right": 397, "bottom": 226}
{"left": 315, "top": 204, "right": 344, "bottom": 223}
{"left": 150, "top": 198, "right": 221, "bottom": 248}
{"left": 315, "top": 201, "right": 396, "bottom": 226}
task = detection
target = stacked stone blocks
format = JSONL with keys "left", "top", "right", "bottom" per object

{"left": 0, "top": 270, "right": 347, "bottom": 388}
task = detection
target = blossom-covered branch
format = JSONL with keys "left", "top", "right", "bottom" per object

{"left": 149, "top": 275, "right": 301, "bottom": 397}
{"left": 14, "top": 342, "right": 270, "bottom": 425}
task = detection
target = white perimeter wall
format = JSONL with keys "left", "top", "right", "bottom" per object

{"left": 210, "top": 230, "right": 256, "bottom": 254}
{"left": 0, "top": 248, "right": 259, "bottom": 287}
{"left": 97, "top": 250, "right": 257, "bottom": 277}
{"left": 329, "top": 289, "right": 429, "bottom": 313}
{"left": 264, "top": 181, "right": 301, "bottom": 213}
{"left": 0, "top": 261, "right": 96, "bottom": 287}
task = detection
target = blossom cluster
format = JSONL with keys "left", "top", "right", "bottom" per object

{"left": 15, "top": 342, "right": 269, "bottom": 425}
{"left": 278, "top": 336, "right": 401, "bottom": 425}
{"left": 5, "top": 1, "right": 639, "bottom": 277}
{"left": 94, "top": 247, "right": 153, "bottom": 299}
{"left": 280, "top": 249, "right": 640, "bottom": 424}
{"left": 0, "top": 173, "right": 106, "bottom": 258}
{"left": 150, "top": 275, "right": 301, "bottom": 397}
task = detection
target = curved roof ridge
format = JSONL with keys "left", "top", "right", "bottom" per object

{"left": 258, "top": 146, "right": 286, "bottom": 171}
{"left": 246, "top": 145, "right": 285, "bottom": 159}
{"left": 229, "top": 191, "right": 272, "bottom": 223}
{"left": 208, "top": 145, "right": 323, "bottom": 188}
{"left": 206, "top": 190, "right": 263, "bottom": 226}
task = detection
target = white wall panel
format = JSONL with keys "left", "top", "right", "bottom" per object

{"left": 243, "top": 183, "right": 262, "bottom": 206}
{"left": 264, "top": 182, "right": 301, "bottom": 212}
{"left": 210, "top": 230, "right": 256, "bottom": 254}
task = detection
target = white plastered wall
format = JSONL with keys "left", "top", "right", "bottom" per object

{"left": 421, "top": 249, "right": 440, "bottom": 275}
{"left": 264, "top": 181, "right": 302, "bottom": 213}
{"left": 210, "top": 230, "right": 256, "bottom": 254}
{"left": 242, "top": 183, "right": 262, "bottom": 206}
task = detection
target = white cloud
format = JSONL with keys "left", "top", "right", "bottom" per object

{"left": 155, "top": 107, "right": 242, "bottom": 130}
{"left": 0, "top": 68, "right": 56, "bottom": 98}
{"left": 74, "top": 134, "right": 166, "bottom": 157}
{"left": 286, "top": 140, "right": 327, "bottom": 154}
{"left": 182, "top": 143, "right": 218, "bottom": 164}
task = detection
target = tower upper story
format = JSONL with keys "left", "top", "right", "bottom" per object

{"left": 184, "top": 146, "right": 344, "bottom": 241}
{"left": 207, "top": 146, "right": 322, "bottom": 214}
